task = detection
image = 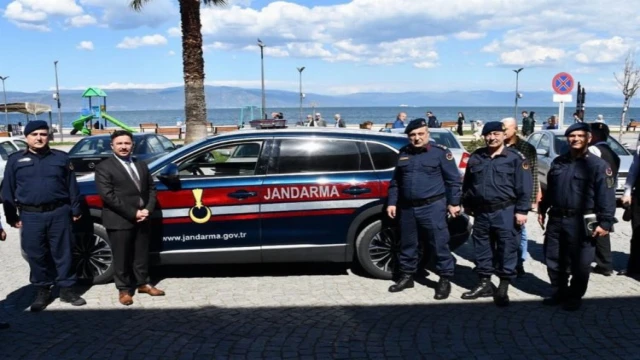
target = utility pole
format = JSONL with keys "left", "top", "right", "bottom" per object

{"left": 513, "top": 68, "right": 524, "bottom": 120}
{"left": 297, "top": 67, "right": 305, "bottom": 123}
{"left": 0, "top": 76, "right": 9, "bottom": 130}
{"left": 54, "top": 61, "right": 63, "bottom": 142}
{"left": 257, "top": 39, "right": 267, "bottom": 119}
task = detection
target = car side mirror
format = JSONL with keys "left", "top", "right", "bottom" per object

{"left": 157, "top": 163, "right": 180, "bottom": 189}
{"left": 536, "top": 148, "right": 549, "bottom": 156}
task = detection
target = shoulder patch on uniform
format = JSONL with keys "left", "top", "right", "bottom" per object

{"left": 606, "top": 167, "right": 612, "bottom": 176}
{"left": 17, "top": 157, "right": 31, "bottom": 162}
{"left": 522, "top": 161, "right": 530, "bottom": 170}
{"left": 446, "top": 152, "right": 454, "bottom": 161}
{"left": 506, "top": 147, "right": 526, "bottom": 160}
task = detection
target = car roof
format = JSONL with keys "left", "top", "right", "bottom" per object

{"left": 80, "top": 133, "right": 152, "bottom": 139}
{"left": 213, "top": 127, "right": 408, "bottom": 142}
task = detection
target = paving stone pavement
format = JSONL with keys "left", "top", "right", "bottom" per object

{"left": 1, "top": 210, "right": 640, "bottom": 359}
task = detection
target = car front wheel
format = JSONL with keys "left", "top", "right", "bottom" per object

{"left": 72, "top": 223, "right": 114, "bottom": 284}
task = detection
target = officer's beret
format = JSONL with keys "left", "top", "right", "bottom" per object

{"left": 564, "top": 122, "right": 590, "bottom": 136}
{"left": 481, "top": 121, "right": 506, "bottom": 136}
{"left": 404, "top": 118, "right": 428, "bottom": 134}
{"left": 589, "top": 122, "right": 610, "bottom": 138}
{"left": 24, "top": 120, "right": 49, "bottom": 136}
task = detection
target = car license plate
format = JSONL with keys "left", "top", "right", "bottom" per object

{"left": 618, "top": 178, "right": 626, "bottom": 190}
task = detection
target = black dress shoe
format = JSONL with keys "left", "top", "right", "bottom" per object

{"left": 60, "top": 288, "right": 87, "bottom": 306}
{"left": 434, "top": 277, "right": 451, "bottom": 300}
{"left": 0, "top": 322, "right": 9, "bottom": 329}
{"left": 389, "top": 274, "right": 414, "bottom": 293}
{"left": 30, "top": 287, "right": 52, "bottom": 312}
{"left": 494, "top": 279, "right": 510, "bottom": 307}
{"left": 461, "top": 278, "right": 494, "bottom": 300}
{"left": 592, "top": 266, "right": 613, "bottom": 276}
{"left": 562, "top": 298, "right": 582, "bottom": 311}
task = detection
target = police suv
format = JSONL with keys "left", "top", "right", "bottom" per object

{"left": 72, "top": 128, "right": 471, "bottom": 284}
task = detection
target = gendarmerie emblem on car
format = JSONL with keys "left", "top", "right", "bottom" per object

{"left": 189, "top": 188, "right": 212, "bottom": 224}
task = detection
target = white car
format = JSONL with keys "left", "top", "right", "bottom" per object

{"left": 0, "top": 138, "right": 28, "bottom": 183}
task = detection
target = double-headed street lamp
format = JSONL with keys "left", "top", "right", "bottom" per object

{"left": 257, "top": 38, "right": 266, "bottom": 119}
{"left": 513, "top": 68, "right": 524, "bottom": 119}
{"left": 54, "top": 61, "right": 63, "bottom": 142}
{"left": 297, "top": 67, "right": 305, "bottom": 122}
{"left": 0, "top": 75, "right": 9, "bottom": 128}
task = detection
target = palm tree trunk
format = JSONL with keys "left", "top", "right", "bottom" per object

{"left": 180, "top": 0, "right": 208, "bottom": 144}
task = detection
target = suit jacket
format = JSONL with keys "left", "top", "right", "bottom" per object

{"left": 334, "top": 119, "right": 346, "bottom": 128}
{"left": 95, "top": 156, "right": 157, "bottom": 230}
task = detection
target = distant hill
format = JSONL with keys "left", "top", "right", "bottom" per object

{"left": 2, "top": 86, "right": 625, "bottom": 111}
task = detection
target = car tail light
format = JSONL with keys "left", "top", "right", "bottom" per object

{"left": 459, "top": 152, "right": 470, "bottom": 169}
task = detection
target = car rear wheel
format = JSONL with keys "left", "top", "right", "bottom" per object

{"left": 72, "top": 223, "right": 114, "bottom": 284}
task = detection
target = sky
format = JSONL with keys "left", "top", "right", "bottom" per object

{"left": 0, "top": 0, "right": 639, "bottom": 95}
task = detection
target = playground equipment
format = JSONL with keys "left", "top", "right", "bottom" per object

{"left": 70, "top": 87, "right": 136, "bottom": 135}
{"left": 238, "top": 105, "right": 260, "bottom": 128}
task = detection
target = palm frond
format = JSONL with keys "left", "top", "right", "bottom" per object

{"left": 130, "top": 0, "right": 152, "bottom": 12}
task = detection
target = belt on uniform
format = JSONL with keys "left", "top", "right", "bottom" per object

{"left": 549, "top": 207, "right": 594, "bottom": 217}
{"left": 401, "top": 193, "right": 445, "bottom": 207}
{"left": 473, "top": 199, "right": 515, "bottom": 213}
{"left": 18, "top": 201, "right": 67, "bottom": 213}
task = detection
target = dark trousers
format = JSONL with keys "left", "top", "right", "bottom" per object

{"left": 544, "top": 215, "right": 595, "bottom": 299}
{"left": 471, "top": 205, "right": 518, "bottom": 279}
{"left": 594, "top": 234, "right": 613, "bottom": 271}
{"left": 628, "top": 199, "right": 640, "bottom": 273}
{"left": 108, "top": 224, "right": 151, "bottom": 291}
{"left": 20, "top": 205, "right": 76, "bottom": 288}
{"left": 398, "top": 198, "right": 455, "bottom": 276}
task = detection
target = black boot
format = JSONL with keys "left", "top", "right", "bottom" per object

{"left": 516, "top": 261, "right": 526, "bottom": 278}
{"left": 59, "top": 288, "right": 87, "bottom": 306}
{"left": 542, "top": 289, "right": 567, "bottom": 306}
{"left": 434, "top": 277, "right": 451, "bottom": 300}
{"left": 494, "top": 279, "right": 510, "bottom": 307}
{"left": 30, "top": 286, "right": 52, "bottom": 312}
{"left": 388, "top": 274, "right": 414, "bottom": 293}
{"left": 461, "top": 277, "right": 494, "bottom": 300}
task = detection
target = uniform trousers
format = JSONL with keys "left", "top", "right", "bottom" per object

{"left": 20, "top": 205, "right": 76, "bottom": 287}
{"left": 471, "top": 205, "right": 518, "bottom": 279}
{"left": 544, "top": 215, "right": 595, "bottom": 299}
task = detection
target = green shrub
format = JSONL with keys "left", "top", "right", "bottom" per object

{"left": 462, "top": 139, "right": 485, "bottom": 152}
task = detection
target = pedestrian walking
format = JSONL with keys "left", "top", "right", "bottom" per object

{"left": 95, "top": 130, "right": 164, "bottom": 306}
{"left": 1, "top": 120, "right": 86, "bottom": 312}
{"left": 456, "top": 112, "right": 465, "bottom": 136}
{"left": 538, "top": 123, "right": 616, "bottom": 311}
{"left": 461, "top": 121, "right": 533, "bottom": 307}
{"left": 386, "top": 119, "right": 463, "bottom": 299}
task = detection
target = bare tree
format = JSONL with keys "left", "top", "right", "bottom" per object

{"left": 616, "top": 50, "right": 640, "bottom": 141}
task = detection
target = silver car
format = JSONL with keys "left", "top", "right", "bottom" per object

{"left": 526, "top": 130, "right": 632, "bottom": 198}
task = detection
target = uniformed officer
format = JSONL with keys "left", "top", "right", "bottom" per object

{"left": 1, "top": 120, "right": 86, "bottom": 312}
{"left": 387, "top": 118, "right": 463, "bottom": 299}
{"left": 538, "top": 123, "right": 616, "bottom": 311}
{"left": 461, "top": 121, "right": 532, "bottom": 307}
{"left": 587, "top": 122, "right": 619, "bottom": 276}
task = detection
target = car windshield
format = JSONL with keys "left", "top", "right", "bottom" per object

{"left": 69, "top": 137, "right": 113, "bottom": 156}
{"left": 553, "top": 135, "right": 631, "bottom": 156}
{"left": 429, "top": 132, "right": 461, "bottom": 149}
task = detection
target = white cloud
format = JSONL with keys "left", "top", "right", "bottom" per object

{"left": 168, "top": 50, "right": 176, "bottom": 56}
{"left": 66, "top": 14, "right": 97, "bottom": 27}
{"left": 203, "top": 42, "right": 232, "bottom": 51}
{"left": 15, "top": 0, "right": 82, "bottom": 16}
{"left": 79, "top": 0, "right": 176, "bottom": 30}
{"left": 4, "top": 1, "right": 47, "bottom": 22}
{"left": 498, "top": 46, "right": 566, "bottom": 66}
{"left": 414, "top": 61, "right": 438, "bottom": 69}
{"left": 116, "top": 34, "right": 168, "bottom": 49}
{"left": 576, "top": 36, "right": 632, "bottom": 64}
{"left": 167, "top": 26, "right": 181, "bottom": 37}
{"left": 14, "top": 21, "right": 50, "bottom": 31}
{"left": 454, "top": 31, "right": 486, "bottom": 40}
{"left": 76, "top": 40, "right": 94, "bottom": 50}
{"left": 242, "top": 45, "right": 290, "bottom": 57}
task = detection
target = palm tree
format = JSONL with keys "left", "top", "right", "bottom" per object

{"left": 131, "top": 0, "right": 227, "bottom": 144}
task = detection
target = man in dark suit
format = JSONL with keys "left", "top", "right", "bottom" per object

{"left": 95, "top": 130, "right": 164, "bottom": 306}
{"left": 588, "top": 122, "right": 620, "bottom": 276}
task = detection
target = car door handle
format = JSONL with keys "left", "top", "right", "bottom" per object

{"left": 343, "top": 186, "right": 371, "bottom": 195}
{"left": 228, "top": 190, "right": 257, "bottom": 199}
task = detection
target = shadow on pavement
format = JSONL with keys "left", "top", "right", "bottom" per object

{"left": 1, "top": 296, "right": 640, "bottom": 359}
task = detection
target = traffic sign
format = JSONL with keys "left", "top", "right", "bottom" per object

{"left": 552, "top": 72, "right": 574, "bottom": 95}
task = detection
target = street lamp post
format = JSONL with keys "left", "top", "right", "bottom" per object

{"left": 54, "top": 61, "right": 63, "bottom": 142}
{"left": 0, "top": 76, "right": 9, "bottom": 129}
{"left": 257, "top": 39, "right": 266, "bottom": 119}
{"left": 297, "top": 66, "right": 305, "bottom": 123}
{"left": 513, "top": 68, "right": 524, "bottom": 120}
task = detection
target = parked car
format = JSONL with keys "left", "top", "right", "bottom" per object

{"left": 526, "top": 129, "right": 632, "bottom": 198}
{"left": 69, "top": 128, "right": 472, "bottom": 284}
{"left": 68, "top": 133, "right": 178, "bottom": 175}
{"left": 0, "top": 138, "right": 28, "bottom": 183}
{"left": 384, "top": 127, "right": 470, "bottom": 175}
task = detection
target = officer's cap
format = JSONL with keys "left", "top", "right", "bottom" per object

{"left": 24, "top": 120, "right": 49, "bottom": 136}
{"left": 564, "top": 122, "right": 590, "bottom": 136}
{"left": 589, "top": 122, "right": 610, "bottom": 138}
{"left": 404, "top": 118, "right": 427, "bottom": 134}
{"left": 481, "top": 121, "right": 506, "bottom": 136}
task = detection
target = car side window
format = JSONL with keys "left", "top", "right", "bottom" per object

{"left": 176, "top": 141, "right": 264, "bottom": 178}
{"left": 366, "top": 142, "right": 398, "bottom": 170}
{"left": 0, "top": 142, "right": 13, "bottom": 160}
{"left": 157, "top": 135, "right": 176, "bottom": 151}
{"left": 538, "top": 134, "right": 551, "bottom": 153}
{"left": 527, "top": 133, "right": 542, "bottom": 148}
{"left": 270, "top": 139, "right": 366, "bottom": 174}
{"left": 146, "top": 136, "right": 165, "bottom": 154}
{"left": 13, "top": 140, "right": 27, "bottom": 151}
